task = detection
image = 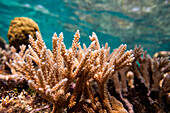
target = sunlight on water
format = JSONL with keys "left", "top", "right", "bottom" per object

{"left": 0, "top": 0, "right": 169, "bottom": 56}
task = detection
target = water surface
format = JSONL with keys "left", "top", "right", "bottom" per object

{"left": 0, "top": 0, "right": 170, "bottom": 56}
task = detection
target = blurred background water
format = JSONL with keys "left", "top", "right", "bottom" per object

{"left": 0, "top": 0, "right": 170, "bottom": 56}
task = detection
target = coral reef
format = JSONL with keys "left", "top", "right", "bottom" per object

{"left": 5, "top": 30, "right": 134, "bottom": 113}
{"left": 109, "top": 46, "right": 170, "bottom": 113}
{"left": 7, "top": 17, "right": 40, "bottom": 51}
{"left": 0, "top": 89, "right": 50, "bottom": 113}
{"left": 1, "top": 30, "right": 169, "bottom": 113}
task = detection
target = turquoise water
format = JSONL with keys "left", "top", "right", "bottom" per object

{"left": 0, "top": 0, "right": 170, "bottom": 56}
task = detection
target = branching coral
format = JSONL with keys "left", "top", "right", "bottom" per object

{"left": 109, "top": 45, "right": 170, "bottom": 113}
{"left": 2, "top": 44, "right": 29, "bottom": 74}
{"left": 6, "top": 30, "right": 134, "bottom": 113}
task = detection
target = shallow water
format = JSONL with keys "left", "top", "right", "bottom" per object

{"left": 0, "top": 0, "right": 170, "bottom": 56}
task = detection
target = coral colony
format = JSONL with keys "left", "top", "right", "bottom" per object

{"left": 7, "top": 17, "right": 39, "bottom": 51}
{"left": 0, "top": 30, "right": 170, "bottom": 113}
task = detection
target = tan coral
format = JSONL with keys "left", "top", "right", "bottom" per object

{"left": 6, "top": 30, "right": 134, "bottom": 113}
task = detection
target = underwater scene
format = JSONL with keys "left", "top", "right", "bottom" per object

{"left": 0, "top": 0, "right": 170, "bottom": 56}
{"left": 0, "top": 0, "right": 170, "bottom": 113}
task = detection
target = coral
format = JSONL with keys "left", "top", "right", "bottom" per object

{"left": 109, "top": 46, "right": 170, "bottom": 113}
{"left": 0, "top": 36, "right": 6, "bottom": 49}
{"left": 159, "top": 73, "right": 170, "bottom": 111}
{"left": 4, "top": 30, "right": 169, "bottom": 112}
{"left": 2, "top": 44, "right": 29, "bottom": 73}
{"left": 0, "top": 74, "right": 27, "bottom": 90}
{"left": 6, "top": 30, "right": 134, "bottom": 113}
{"left": 0, "top": 48, "right": 3, "bottom": 64}
{"left": 7, "top": 17, "right": 40, "bottom": 51}
{"left": 153, "top": 51, "right": 170, "bottom": 59}
{"left": 0, "top": 90, "right": 37, "bottom": 112}
{"left": 0, "top": 37, "right": 7, "bottom": 64}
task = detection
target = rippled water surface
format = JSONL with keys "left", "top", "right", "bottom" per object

{"left": 0, "top": 0, "right": 170, "bottom": 56}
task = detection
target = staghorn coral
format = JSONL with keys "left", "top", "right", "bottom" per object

{"left": 7, "top": 17, "right": 40, "bottom": 51}
{"left": 2, "top": 44, "right": 29, "bottom": 74}
{"left": 6, "top": 30, "right": 134, "bottom": 113}
{"left": 159, "top": 73, "right": 170, "bottom": 111}
{"left": 108, "top": 45, "right": 170, "bottom": 113}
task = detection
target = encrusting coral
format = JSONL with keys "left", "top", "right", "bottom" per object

{"left": 6, "top": 30, "right": 135, "bottom": 113}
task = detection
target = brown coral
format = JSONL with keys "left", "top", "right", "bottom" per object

{"left": 108, "top": 46, "right": 170, "bottom": 113}
{"left": 0, "top": 36, "right": 6, "bottom": 49}
{"left": 7, "top": 17, "right": 40, "bottom": 51}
